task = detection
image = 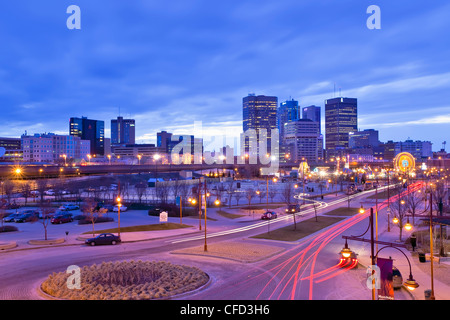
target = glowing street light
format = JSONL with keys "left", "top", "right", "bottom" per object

{"left": 359, "top": 205, "right": 365, "bottom": 214}
{"left": 116, "top": 196, "right": 122, "bottom": 237}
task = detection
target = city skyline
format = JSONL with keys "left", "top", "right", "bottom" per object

{"left": 0, "top": 1, "right": 449, "bottom": 151}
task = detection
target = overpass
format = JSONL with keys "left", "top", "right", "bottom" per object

{"left": 0, "top": 162, "right": 302, "bottom": 180}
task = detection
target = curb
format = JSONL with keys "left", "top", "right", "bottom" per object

{"left": 28, "top": 238, "right": 65, "bottom": 245}
{"left": 0, "top": 241, "right": 17, "bottom": 250}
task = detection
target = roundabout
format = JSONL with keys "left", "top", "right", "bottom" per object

{"left": 39, "top": 260, "right": 210, "bottom": 300}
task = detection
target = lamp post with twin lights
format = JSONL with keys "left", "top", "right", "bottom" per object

{"left": 341, "top": 205, "right": 418, "bottom": 300}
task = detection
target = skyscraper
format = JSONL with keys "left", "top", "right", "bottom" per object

{"left": 284, "top": 119, "right": 322, "bottom": 164}
{"left": 302, "top": 105, "right": 321, "bottom": 131}
{"left": 278, "top": 99, "right": 300, "bottom": 140}
{"left": 242, "top": 94, "right": 278, "bottom": 156}
{"left": 325, "top": 97, "right": 357, "bottom": 158}
{"left": 111, "top": 116, "right": 135, "bottom": 145}
{"left": 70, "top": 117, "right": 105, "bottom": 156}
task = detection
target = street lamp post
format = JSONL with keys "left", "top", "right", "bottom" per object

{"left": 342, "top": 206, "right": 418, "bottom": 300}
{"left": 116, "top": 196, "right": 122, "bottom": 238}
{"left": 428, "top": 191, "right": 436, "bottom": 300}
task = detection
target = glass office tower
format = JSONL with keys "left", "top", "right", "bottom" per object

{"left": 70, "top": 117, "right": 105, "bottom": 156}
{"left": 325, "top": 97, "right": 357, "bottom": 159}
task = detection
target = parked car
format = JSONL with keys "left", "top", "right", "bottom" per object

{"left": 6, "top": 201, "right": 20, "bottom": 209}
{"left": 392, "top": 266, "right": 403, "bottom": 289}
{"left": 51, "top": 214, "right": 74, "bottom": 224}
{"left": 113, "top": 205, "right": 127, "bottom": 212}
{"left": 285, "top": 204, "right": 300, "bottom": 213}
{"left": 38, "top": 210, "right": 57, "bottom": 219}
{"left": 3, "top": 213, "right": 20, "bottom": 222}
{"left": 14, "top": 213, "right": 38, "bottom": 223}
{"left": 85, "top": 233, "right": 121, "bottom": 246}
{"left": 261, "top": 211, "right": 277, "bottom": 220}
{"left": 148, "top": 204, "right": 178, "bottom": 216}
{"left": 59, "top": 204, "right": 79, "bottom": 211}
{"left": 23, "top": 209, "right": 40, "bottom": 216}
{"left": 102, "top": 204, "right": 114, "bottom": 212}
{"left": 148, "top": 207, "right": 163, "bottom": 216}
{"left": 30, "top": 190, "right": 40, "bottom": 197}
{"left": 44, "top": 189, "right": 55, "bottom": 196}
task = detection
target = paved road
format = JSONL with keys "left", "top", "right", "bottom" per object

{"left": 0, "top": 185, "right": 435, "bottom": 300}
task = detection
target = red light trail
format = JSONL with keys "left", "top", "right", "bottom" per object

{"left": 214, "top": 181, "right": 423, "bottom": 300}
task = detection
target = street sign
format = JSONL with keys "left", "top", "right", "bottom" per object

{"left": 159, "top": 211, "right": 168, "bottom": 223}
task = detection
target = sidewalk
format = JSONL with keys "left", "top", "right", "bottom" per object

{"left": 360, "top": 224, "right": 450, "bottom": 300}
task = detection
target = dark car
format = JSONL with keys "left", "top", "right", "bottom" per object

{"left": 3, "top": 213, "right": 20, "bottom": 222}
{"left": 51, "top": 214, "right": 73, "bottom": 224}
{"left": 285, "top": 204, "right": 300, "bottom": 213}
{"left": 148, "top": 205, "right": 177, "bottom": 216}
{"left": 7, "top": 201, "right": 20, "bottom": 209}
{"left": 261, "top": 211, "right": 278, "bottom": 220}
{"left": 392, "top": 267, "right": 403, "bottom": 289}
{"left": 148, "top": 207, "right": 163, "bottom": 216}
{"left": 85, "top": 233, "right": 121, "bottom": 246}
{"left": 14, "top": 213, "right": 38, "bottom": 223}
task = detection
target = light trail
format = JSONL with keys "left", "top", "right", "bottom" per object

{"left": 179, "top": 182, "right": 423, "bottom": 300}
{"left": 169, "top": 184, "right": 393, "bottom": 244}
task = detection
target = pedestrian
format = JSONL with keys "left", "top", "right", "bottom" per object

{"left": 410, "top": 234, "right": 417, "bottom": 252}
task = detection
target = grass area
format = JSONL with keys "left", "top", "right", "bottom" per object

{"left": 323, "top": 207, "right": 361, "bottom": 216}
{"left": 82, "top": 222, "right": 192, "bottom": 235}
{"left": 367, "top": 190, "right": 392, "bottom": 199}
{"left": 217, "top": 210, "right": 246, "bottom": 219}
{"left": 251, "top": 216, "right": 345, "bottom": 242}
{"left": 238, "top": 204, "right": 285, "bottom": 210}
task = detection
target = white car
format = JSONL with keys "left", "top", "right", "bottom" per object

{"left": 59, "top": 204, "right": 79, "bottom": 211}
{"left": 113, "top": 205, "right": 127, "bottom": 212}
{"left": 44, "top": 189, "right": 55, "bottom": 196}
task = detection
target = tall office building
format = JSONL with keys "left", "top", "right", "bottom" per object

{"left": 325, "top": 97, "right": 357, "bottom": 159}
{"left": 242, "top": 94, "right": 278, "bottom": 156}
{"left": 111, "top": 116, "right": 135, "bottom": 145}
{"left": 278, "top": 99, "right": 300, "bottom": 140}
{"left": 302, "top": 105, "right": 321, "bottom": 131}
{"left": 157, "top": 131, "right": 173, "bottom": 153}
{"left": 70, "top": 117, "right": 105, "bottom": 156}
{"left": 284, "top": 119, "right": 322, "bottom": 164}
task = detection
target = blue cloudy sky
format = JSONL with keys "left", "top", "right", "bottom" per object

{"left": 0, "top": 0, "right": 449, "bottom": 151}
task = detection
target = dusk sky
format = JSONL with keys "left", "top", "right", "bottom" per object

{"left": 1, "top": 1, "right": 449, "bottom": 152}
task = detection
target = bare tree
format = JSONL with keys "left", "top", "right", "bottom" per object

{"left": 216, "top": 182, "right": 227, "bottom": 207}
{"left": 281, "top": 182, "right": 294, "bottom": 206}
{"left": 390, "top": 195, "right": 409, "bottom": 242}
{"left": 245, "top": 188, "right": 255, "bottom": 214}
{"left": 234, "top": 190, "right": 243, "bottom": 206}
{"left": 81, "top": 198, "right": 104, "bottom": 237}
{"left": 3, "top": 179, "right": 14, "bottom": 204}
{"left": 35, "top": 179, "right": 48, "bottom": 203}
{"left": 406, "top": 190, "right": 422, "bottom": 225}
{"left": 156, "top": 183, "right": 171, "bottom": 205}
{"left": 135, "top": 182, "right": 147, "bottom": 204}
{"left": 226, "top": 181, "right": 235, "bottom": 208}
{"left": 21, "top": 181, "right": 31, "bottom": 205}
{"left": 39, "top": 200, "right": 56, "bottom": 240}
{"left": 268, "top": 189, "right": 277, "bottom": 204}
{"left": 257, "top": 189, "right": 266, "bottom": 204}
